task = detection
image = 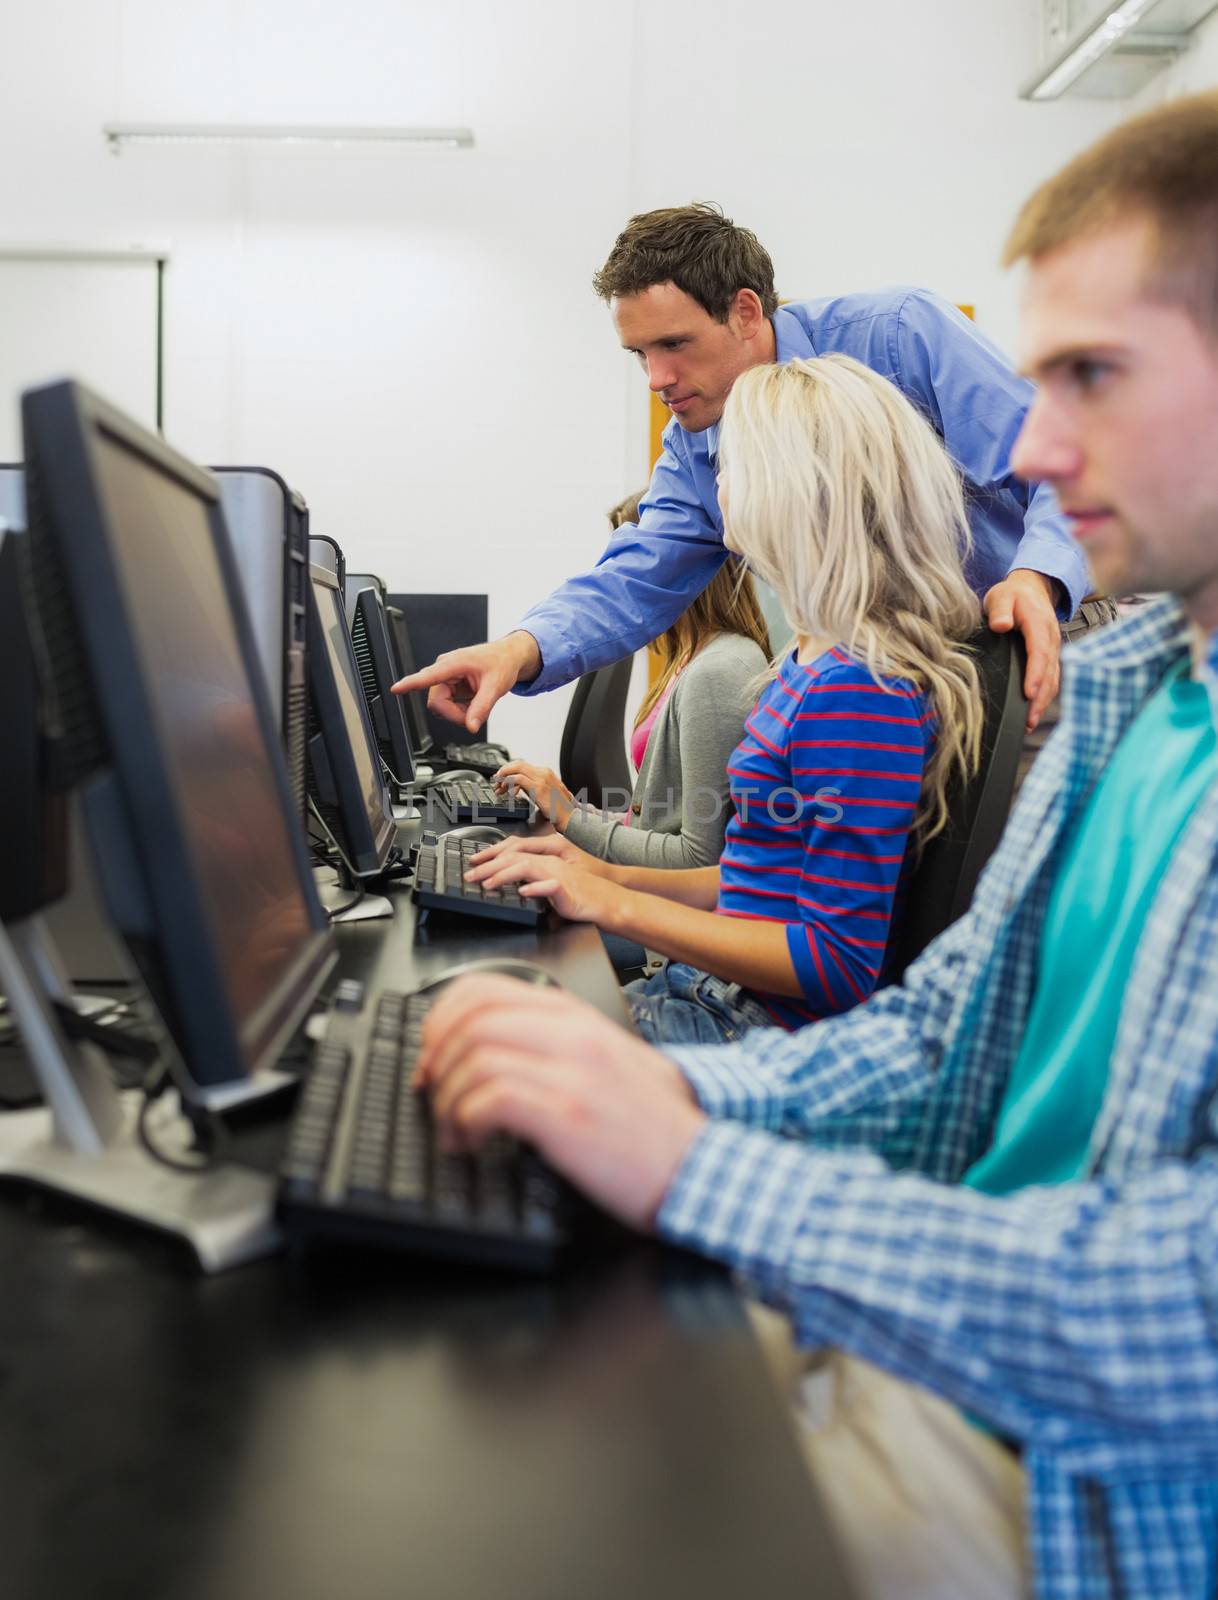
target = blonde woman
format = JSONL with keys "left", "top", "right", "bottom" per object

{"left": 494, "top": 495, "right": 773, "bottom": 872}
{"left": 469, "top": 356, "right": 984, "bottom": 1044}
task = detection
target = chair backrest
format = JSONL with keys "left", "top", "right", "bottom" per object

{"left": 886, "top": 627, "right": 1028, "bottom": 982}
{"left": 558, "top": 655, "right": 636, "bottom": 810}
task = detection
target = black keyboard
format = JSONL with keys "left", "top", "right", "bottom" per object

{"left": 419, "top": 773, "right": 531, "bottom": 823}
{"left": 276, "top": 983, "right": 578, "bottom": 1270}
{"left": 412, "top": 831, "right": 547, "bottom": 926}
{"left": 440, "top": 741, "right": 510, "bottom": 775}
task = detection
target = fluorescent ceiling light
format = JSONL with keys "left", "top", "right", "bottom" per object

{"left": 1022, "top": 0, "right": 1169, "bottom": 98}
{"left": 104, "top": 123, "right": 474, "bottom": 153}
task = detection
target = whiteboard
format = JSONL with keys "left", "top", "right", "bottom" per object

{"left": 0, "top": 253, "right": 161, "bottom": 458}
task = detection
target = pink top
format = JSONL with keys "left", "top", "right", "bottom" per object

{"left": 629, "top": 674, "right": 678, "bottom": 772}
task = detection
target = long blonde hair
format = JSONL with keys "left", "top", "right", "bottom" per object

{"left": 607, "top": 491, "right": 772, "bottom": 731}
{"left": 718, "top": 354, "right": 983, "bottom": 843}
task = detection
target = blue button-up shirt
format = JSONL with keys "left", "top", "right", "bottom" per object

{"left": 516, "top": 289, "right": 1089, "bottom": 695}
{"left": 658, "top": 597, "right": 1218, "bottom": 1599}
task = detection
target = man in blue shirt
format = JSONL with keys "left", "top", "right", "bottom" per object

{"left": 396, "top": 204, "right": 1089, "bottom": 736}
{"left": 416, "top": 92, "right": 1218, "bottom": 1598}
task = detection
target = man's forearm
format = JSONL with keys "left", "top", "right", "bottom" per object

{"left": 512, "top": 518, "right": 729, "bottom": 696}
{"left": 660, "top": 1122, "right": 1218, "bottom": 1473}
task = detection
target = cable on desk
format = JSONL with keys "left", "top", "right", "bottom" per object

{"left": 136, "top": 1062, "right": 229, "bottom": 1174}
{"left": 324, "top": 881, "right": 367, "bottom": 922}
{"left": 308, "top": 797, "right": 360, "bottom": 885}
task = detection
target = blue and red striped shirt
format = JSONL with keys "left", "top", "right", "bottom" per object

{"left": 718, "top": 645, "right": 933, "bottom": 1029}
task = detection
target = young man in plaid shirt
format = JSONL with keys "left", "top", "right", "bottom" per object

{"left": 417, "top": 93, "right": 1218, "bottom": 1600}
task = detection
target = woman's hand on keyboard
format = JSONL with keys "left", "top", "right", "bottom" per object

{"left": 415, "top": 974, "right": 705, "bottom": 1232}
{"left": 466, "top": 831, "right": 618, "bottom": 882}
{"left": 492, "top": 760, "right": 575, "bottom": 829}
{"left": 465, "top": 851, "right": 622, "bottom": 925}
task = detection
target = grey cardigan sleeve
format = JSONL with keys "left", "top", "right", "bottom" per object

{"left": 563, "top": 637, "right": 763, "bottom": 869}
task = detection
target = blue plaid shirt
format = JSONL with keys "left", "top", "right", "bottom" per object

{"left": 658, "top": 597, "right": 1218, "bottom": 1600}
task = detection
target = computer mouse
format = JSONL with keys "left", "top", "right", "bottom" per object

{"left": 419, "top": 957, "right": 560, "bottom": 992}
{"left": 444, "top": 824, "right": 507, "bottom": 846}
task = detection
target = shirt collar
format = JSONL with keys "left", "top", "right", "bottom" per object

{"left": 1069, "top": 594, "right": 1218, "bottom": 729}
{"left": 772, "top": 305, "right": 816, "bottom": 365}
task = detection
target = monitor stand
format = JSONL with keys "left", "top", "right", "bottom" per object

{"left": 0, "top": 914, "right": 281, "bottom": 1272}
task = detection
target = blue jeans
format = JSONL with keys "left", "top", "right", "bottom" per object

{"left": 624, "top": 962, "right": 775, "bottom": 1045}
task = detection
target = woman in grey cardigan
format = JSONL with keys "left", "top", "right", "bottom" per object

{"left": 564, "top": 628, "right": 768, "bottom": 867}
{"left": 494, "top": 537, "right": 772, "bottom": 871}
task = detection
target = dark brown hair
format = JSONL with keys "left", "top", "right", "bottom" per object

{"left": 593, "top": 203, "right": 778, "bottom": 322}
{"left": 1004, "top": 90, "right": 1218, "bottom": 335}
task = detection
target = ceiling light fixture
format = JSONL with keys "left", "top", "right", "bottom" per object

{"left": 1021, "top": 0, "right": 1181, "bottom": 99}
{"left": 104, "top": 123, "right": 474, "bottom": 154}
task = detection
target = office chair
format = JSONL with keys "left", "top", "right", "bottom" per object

{"left": 886, "top": 627, "right": 1028, "bottom": 982}
{"left": 558, "top": 655, "right": 635, "bottom": 810}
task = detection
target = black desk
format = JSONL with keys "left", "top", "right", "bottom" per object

{"left": 0, "top": 888, "right": 856, "bottom": 1600}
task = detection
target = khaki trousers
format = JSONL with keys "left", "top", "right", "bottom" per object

{"left": 749, "top": 1306, "right": 1029, "bottom": 1600}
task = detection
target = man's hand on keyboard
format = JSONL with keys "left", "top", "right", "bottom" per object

{"left": 391, "top": 631, "right": 542, "bottom": 734}
{"left": 414, "top": 975, "right": 705, "bottom": 1232}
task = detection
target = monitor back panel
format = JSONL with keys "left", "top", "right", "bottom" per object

{"left": 213, "top": 467, "right": 310, "bottom": 831}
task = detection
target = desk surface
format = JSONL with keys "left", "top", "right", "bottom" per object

{"left": 0, "top": 885, "right": 856, "bottom": 1600}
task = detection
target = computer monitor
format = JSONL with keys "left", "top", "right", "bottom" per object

{"left": 344, "top": 568, "right": 386, "bottom": 615}
{"left": 385, "top": 602, "right": 434, "bottom": 757}
{"left": 17, "top": 379, "right": 336, "bottom": 1103}
{"left": 0, "top": 459, "right": 313, "bottom": 979}
{"left": 305, "top": 562, "right": 397, "bottom": 878}
{"left": 212, "top": 467, "right": 310, "bottom": 830}
{"left": 348, "top": 586, "right": 417, "bottom": 787}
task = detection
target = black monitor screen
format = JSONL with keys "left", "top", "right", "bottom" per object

{"left": 311, "top": 570, "right": 389, "bottom": 828}
{"left": 93, "top": 433, "right": 315, "bottom": 1035}
{"left": 386, "top": 605, "right": 431, "bottom": 755}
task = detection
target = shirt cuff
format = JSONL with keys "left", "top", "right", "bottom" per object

{"left": 666, "top": 1043, "right": 789, "bottom": 1129}
{"left": 1009, "top": 534, "right": 1088, "bottom": 621}
{"left": 657, "top": 1119, "right": 833, "bottom": 1287}
{"left": 508, "top": 613, "right": 567, "bottom": 695}
{"left": 561, "top": 808, "right": 613, "bottom": 857}
{"left": 785, "top": 922, "right": 824, "bottom": 1012}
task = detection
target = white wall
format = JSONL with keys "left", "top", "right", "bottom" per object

{"left": 0, "top": 0, "right": 1124, "bottom": 763}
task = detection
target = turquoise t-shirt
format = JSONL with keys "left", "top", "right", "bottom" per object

{"left": 965, "top": 658, "right": 1217, "bottom": 1196}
